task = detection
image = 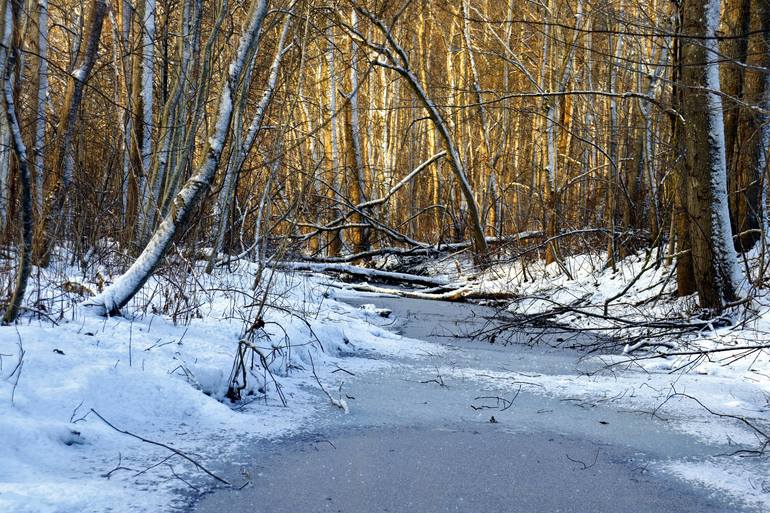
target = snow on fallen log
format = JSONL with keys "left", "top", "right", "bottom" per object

{"left": 293, "top": 232, "right": 544, "bottom": 265}
{"left": 348, "top": 282, "right": 474, "bottom": 301}
{"left": 276, "top": 262, "right": 451, "bottom": 287}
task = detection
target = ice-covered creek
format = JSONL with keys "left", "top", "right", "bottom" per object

{"left": 191, "top": 294, "right": 762, "bottom": 513}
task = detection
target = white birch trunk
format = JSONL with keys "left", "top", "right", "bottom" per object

{"left": 2, "top": 0, "right": 34, "bottom": 323}
{"left": 349, "top": 9, "right": 366, "bottom": 203}
{"left": 85, "top": 0, "right": 270, "bottom": 315}
{"left": 33, "top": 0, "right": 48, "bottom": 216}
{"left": 327, "top": 25, "right": 341, "bottom": 200}
{"left": 135, "top": 0, "right": 155, "bottom": 242}
{"left": 207, "top": 15, "right": 291, "bottom": 271}
{"left": 703, "top": 0, "right": 741, "bottom": 295}
{"left": 0, "top": 121, "right": 8, "bottom": 233}
{"left": 357, "top": 7, "right": 488, "bottom": 257}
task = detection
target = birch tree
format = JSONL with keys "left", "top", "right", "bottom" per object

{"left": 33, "top": 0, "right": 48, "bottom": 217}
{"left": 350, "top": 6, "right": 489, "bottom": 260}
{"left": 85, "top": 0, "right": 270, "bottom": 315}
{"left": 34, "top": 0, "right": 106, "bottom": 264}
{"left": 1, "top": 0, "right": 33, "bottom": 324}
{"left": 134, "top": 0, "right": 156, "bottom": 245}
{"left": 681, "top": 0, "right": 741, "bottom": 309}
{"left": 206, "top": 14, "right": 293, "bottom": 272}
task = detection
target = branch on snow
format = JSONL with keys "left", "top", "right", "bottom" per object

{"left": 87, "top": 409, "right": 231, "bottom": 486}
{"left": 276, "top": 262, "right": 451, "bottom": 287}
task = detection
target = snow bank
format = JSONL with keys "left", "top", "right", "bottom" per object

{"left": 455, "top": 247, "right": 770, "bottom": 509}
{"left": 0, "top": 258, "right": 433, "bottom": 512}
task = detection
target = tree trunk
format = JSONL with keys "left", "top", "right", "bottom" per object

{"left": 85, "top": 0, "right": 270, "bottom": 315}
{"left": 357, "top": 7, "right": 488, "bottom": 261}
{"left": 33, "top": 0, "right": 48, "bottom": 217}
{"left": 347, "top": 9, "right": 370, "bottom": 255}
{"left": 1, "top": 0, "right": 33, "bottom": 324}
{"left": 206, "top": 14, "right": 291, "bottom": 272}
{"left": 33, "top": 0, "right": 106, "bottom": 264}
{"left": 681, "top": 0, "right": 741, "bottom": 309}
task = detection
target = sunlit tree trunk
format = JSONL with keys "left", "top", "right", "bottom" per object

{"left": 134, "top": 0, "right": 156, "bottom": 245}
{"left": 86, "top": 0, "right": 270, "bottom": 315}
{"left": 34, "top": 0, "right": 106, "bottom": 264}
{"left": 32, "top": 0, "right": 48, "bottom": 217}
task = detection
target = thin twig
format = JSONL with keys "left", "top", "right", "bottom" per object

{"left": 88, "top": 409, "right": 230, "bottom": 486}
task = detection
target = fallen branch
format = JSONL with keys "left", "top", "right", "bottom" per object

{"left": 658, "top": 389, "right": 770, "bottom": 449}
{"left": 287, "top": 231, "right": 544, "bottom": 264}
{"left": 277, "top": 262, "right": 451, "bottom": 287}
{"left": 566, "top": 448, "right": 600, "bottom": 470}
{"left": 348, "top": 282, "right": 473, "bottom": 301}
{"left": 309, "top": 353, "right": 349, "bottom": 413}
{"left": 88, "top": 409, "right": 230, "bottom": 486}
{"left": 296, "top": 151, "right": 447, "bottom": 243}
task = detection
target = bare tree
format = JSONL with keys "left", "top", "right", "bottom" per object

{"left": 1, "top": 0, "right": 33, "bottom": 324}
{"left": 680, "top": 0, "right": 741, "bottom": 309}
{"left": 349, "top": 5, "right": 489, "bottom": 260}
{"left": 85, "top": 0, "right": 270, "bottom": 315}
{"left": 34, "top": 0, "right": 107, "bottom": 264}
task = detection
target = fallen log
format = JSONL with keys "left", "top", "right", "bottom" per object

{"left": 348, "top": 282, "right": 473, "bottom": 301}
{"left": 346, "top": 282, "right": 516, "bottom": 302}
{"left": 290, "top": 231, "right": 544, "bottom": 264}
{"left": 276, "top": 262, "right": 451, "bottom": 287}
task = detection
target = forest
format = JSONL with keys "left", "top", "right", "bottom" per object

{"left": 0, "top": 0, "right": 765, "bottom": 316}
{"left": 1, "top": 0, "right": 770, "bottom": 512}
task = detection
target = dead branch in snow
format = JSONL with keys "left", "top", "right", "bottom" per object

{"left": 471, "top": 388, "right": 520, "bottom": 411}
{"left": 346, "top": 282, "right": 474, "bottom": 301}
{"left": 285, "top": 231, "right": 543, "bottom": 265}
{"left": 227, "top": 338, "right": 288, "bottom": 406}
{"left": 566, "top": 449, "right": 600, "bottom": 470}
{"left": 276, "top": 262, "right": 451, "bottom": 287}
{"left": 655, "top": 388, "right": 770, "bottom": 454}
{"left": 87, "top": 409, "right": 230, "bottom": 486}
{"left": 309, "top": 353, "right": 349, "bottom": 413}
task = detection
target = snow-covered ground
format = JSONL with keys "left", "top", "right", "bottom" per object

{"left": 471, "top": 248, "right": 770, "bottom": 388}
{"left": 4, "top": 246, "right": 770, "bottom": 512}
{"left": 0, "top": 259, "right": 436, "bottom": 513}
{"left": 364, "top": 247, "right": 770, "bottom": 508}
{"left": 464, "top": 249, "right": 770, "bottom": 508}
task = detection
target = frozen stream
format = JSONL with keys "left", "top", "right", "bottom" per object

{"left": 191, "top": 294, "right": 764, "bottom": 513}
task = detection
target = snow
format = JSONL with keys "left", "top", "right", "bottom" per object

{"left": 665, "top": 460, "right": 770, "bottom": 512}
{"left": 7, "top": 237, "right": 770, "bottom": 511}
{"left": 420, "top": 246, "right": 770, "bottom": 509}
{"left": 0, "top": 258, "right": 436, "bottom": 513}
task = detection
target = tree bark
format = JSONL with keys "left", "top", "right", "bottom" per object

{"left": 33, "top": 0, "right": 48, "bottom": 217}
{"left": 681, "top": 0, "right": 741, "bottom": 309}
{"left": 1, "top": 0, "right": 33, "bottom": 324}
{"left": 356, "top": 7, "right": 489, "bottom": 261}
{"left": 33, "top": 0, "right": 106, "bottom": 264}
{"left": 85, "top": 0, "right": 270, "bottom": 315}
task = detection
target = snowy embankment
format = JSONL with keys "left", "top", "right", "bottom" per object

{"left": 463, "top": 249, "right": 770, "bottom": 508}
{"left": 0, "top": 259, "right": 436, "bottom": 513}
{"left": 474, "top": 248, "right": 770, "bottom": 370}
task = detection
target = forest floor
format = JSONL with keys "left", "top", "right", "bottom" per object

{"left": 1, "top": 250, "right": 770, "bottom": 512}
{"left": 0, "top": 260, "right": 437, "bottom": 512}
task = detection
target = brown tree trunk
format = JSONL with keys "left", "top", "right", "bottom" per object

{"left": 33, "top": 0, "right": 107, "bottom": 265}
{"left": 681, "top": 0, "right": 741, "bottom": 309}
{"left": 722, "top": 0, "right": 761, "bottom": 251}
